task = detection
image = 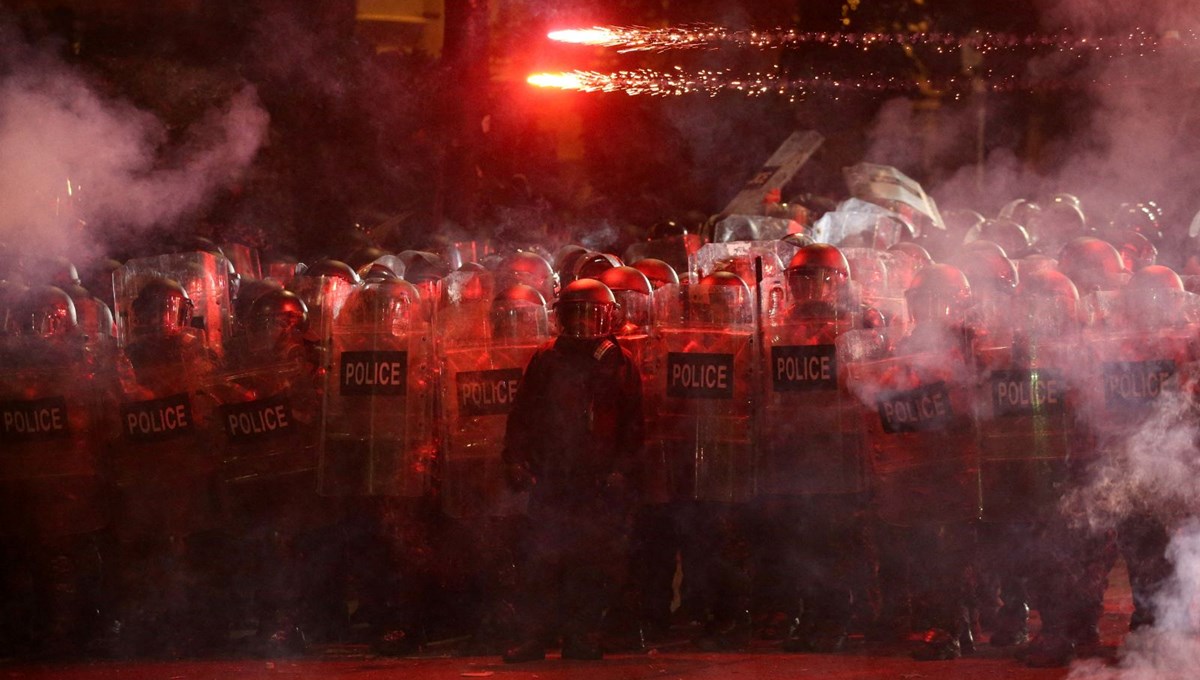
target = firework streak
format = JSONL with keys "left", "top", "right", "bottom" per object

{"left": 548, "top": 24, "right": 1194, "bottom": 56}
{"left": 526, "top": 67, "right": 1140, "bottom": 98}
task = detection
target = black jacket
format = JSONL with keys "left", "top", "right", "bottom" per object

{"left": 502, "top": 335, "right": 643, "bottom": 502}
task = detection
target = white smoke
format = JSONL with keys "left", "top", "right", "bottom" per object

{"left": 858, "top": 2, "right": 1200, "bottom": 661}
{"left": 1069, "top": 521, "right": 1200, "bottom": 680}
{"left": 577, "top": 219, "right": 620, "bottom": 252}
{"left": 0, "top": 20, "right": 269, "bottom": 266}
{"left": 1062, "top": 383, "right": 1200, "bottom": 531}
{"left": 861, "top": 0, "right": 1200, "bottom": 224}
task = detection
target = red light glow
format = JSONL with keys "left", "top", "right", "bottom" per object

{"left": 527, "top": 72, "right": 588, "bottom": 90}
{"left": 546, "top": 28, "right": 624, "bottom": 46}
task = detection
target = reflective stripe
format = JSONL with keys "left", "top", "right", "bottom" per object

{"left": 594, "top": 340, "right": 616, "bottom": 361}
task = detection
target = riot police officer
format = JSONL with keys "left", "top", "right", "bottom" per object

{"left": 0, "top": 286, "right": 108, "bottom": 657}
{"left": 847, "top": 264, "right": 982, "bottom": 660}
{"left": 764, "top": 245, "right": 875, "bottom": 653}
{"left": 220, "top": 289, "right": 328, "bottom": 655}
{"left": 318, "top": 277, "right": 438, "bottom": 652}
{"left": 437, "top": 283, "right": 550, "bottom": 655}
{"left": 971, "top": 268, "right": 1081, "bottom": 652}
{"left": 501, "top": 279, "right": 644, "bottom": 663}
{"left": 107, "top": 275, "right": 227, "bottom": 656}
{"left": 1024, "top": 264, "right": 1194, "bottom": 667}
{"left": 652, "top": 272, "right": 758, "bottom": 651}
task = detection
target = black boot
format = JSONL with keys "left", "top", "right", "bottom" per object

{"left": 1021, "top": 632, "right": 1075, "bottom": 668}
{"left": 373, "top": 627, "right": 418, "bottom": 657}
{"left": 502, "top": 639, "right": 546, "bottom": 663}
{"left": 562, "top": 632, "right": 603, "bottom": 660}
{"left": 782, "top": 609, "right": 847, "bottom": 654}
{"left": 694, "top": 611, "right": 751, "bottom": 651}
{"left": 989, "top": 602, "right": 1029, "bottom": 647}
{"left": 912, "top": 628, "right": 961, "bottom": 661}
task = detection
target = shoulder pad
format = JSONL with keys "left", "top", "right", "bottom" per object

{"left": 594, "top": 339, "right": 618, "bottom": 361}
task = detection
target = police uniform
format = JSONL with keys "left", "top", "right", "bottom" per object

{"left": 502, "top": 333, "right": 644, "bottom": 661}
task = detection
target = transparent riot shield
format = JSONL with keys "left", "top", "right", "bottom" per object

{"left": 709, "top": 215, "right": 801, "bottom": 243}
{"left": 288, "top": 273, "right": 357, "bottom": 357}
{"left": 437, "top": 270, "right": 494, "bottom": 346}
{"left": 615, "top": 329, "right": 667, "bottom": 503}
{"left": 319, "top": 285, "right": 436, "bottom": 497}
{"left": 0, "top": 363, "right": 105, "bottom": 539}
{"left": 690, "top": 241, "right": 789, "bottom": 287}
{"left": 623, "top": 234, "right": 702, "bottom": 277}
{"left": 108, "top": 341, "right": 223, "bottom": 540}
{"left": 439, "top": 341, "right": 539, "bottom": 518}
{"left": 843, "top": 327, "right": 981, "bottom": 526}
{"left": 1080, "top": 328, "right": 1197, "bottom": 447}
{"left": 650, "top": 282, "right": 758, "bottom": 502}
{"left": 760, "top": 314, "right": 864, "bottom": 496}
{"left": 265, "top": 260, "right": 303, "bottom": 288}
{"left": 113, "top": 251, "right": 232, "bottom": 356}
{"left": 219, "top": 242, "right": 262, "bottom": 281}
{"left": 974, "top": 337, "right": 1077, "bottom": 522}
{"left": 72, "top": 294, "right": 116, "bottom": 350}
{"left": 438, "top": 296, "right": 549, "bottom": 517}
{"left": 211, "top": 361, "right": 324, "bottom": 530}
{"left": 842, "top": 248, "right": 908, "bottom": 330}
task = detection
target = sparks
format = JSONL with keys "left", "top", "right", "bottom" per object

{"left": 549, "top": 24, "right": 729, "bottom": 53}
{"left": 547, "top": 23, "right": 1195, "bottom": 55}
{"left": 528, "top": 72, "right": 588, "bottom": 89}
{"left": 546, "top": 28, "right": 625, "bottom": 46}
{"left": 528, "top": 70, "right": 670, "bottom": 95}
{"left": 527, "top": 67, "right": 1128, "bottom": 97}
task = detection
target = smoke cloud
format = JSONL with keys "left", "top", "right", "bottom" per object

{"left": 1068, "top": 521, "right": 1200, "bottom": 680}
{"left": 861, "top": 0, "right": 1200, "bottom": 226}
{"left": 1062, "top": 381, "right": 1200, "bottom": 531}
{"left": 0, "top": 20, "right": 269, "bottom": 267}
{"left": 1059, "top": 351, "right": 1200, "bottom": 678}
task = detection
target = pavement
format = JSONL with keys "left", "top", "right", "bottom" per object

{"left": 0, "top": 564, "right": 1137, "bottom": 680}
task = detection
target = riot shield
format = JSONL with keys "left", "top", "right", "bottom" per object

{"left": 842, "top": 248, "right": 908, "bottom": 329}
{"left": 438, "top": 292, "right": 551, "bottom": 517}
{"left": 650, "top": 282, "right": 757, "bottom": 503}
{"left": 288, "top": 273, "right": 357, "bottom": 355}
{"left": 0, "top": 363, "right": 105, "bottom": 539}
{"left": 623, "top": 234, "right": 701, "bottom": 277}
{"left": 108, "top": 340, "right": 223, "bottom": 540}
{"left": 319, "top": 291, "right": 436, "bottom": 497}
{"left": 1080, "top": 328, "right": 1197, "bottom": 445}
{"left": 211, "top": 360, "right": 324, "bottom": 531}
{"left": 73, "top": 294, "right": 116, "bottom": 350}
{"left": 437, "top": 270, "right": 494, "bottom": 346}
{"left": 760, "top": 315, "right": 864, "bottom": 496}
{"left": 974, "top": 338, "right": 1077, "bottom": 522}
{"left": 843, "top": 328, "right": 980, "bottom": 526}
{"left": 615, "top": 331, "right": 667, "bottom": 503}
{"left": 219, "top": 242, "right": 262, "bottom": 281}
{"left": 113, "top": 251, "right": 232, "bottom": 356}
{"left": 439, "top": 342, "right": 540, "bottom": 518}
{"left": 690, "top": 241, "right": 789, "bottom": 287}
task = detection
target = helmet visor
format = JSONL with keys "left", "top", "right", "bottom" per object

{"left": 555, "top": 301, "right": 613, "bottom": 339}
{"left": 1122, "top": 288, "right": 1187, "bottom": 328}
{"left": 787, "top": 266, "right": 844, "bottom": 304}
{"left": 33, "top": 307, "right": 73, "bottom": 338}
{"left": 1014, "top": 295, "right": 1077, "bottom": 336}
{"left": 906, "top": 290, "right": 966, "bottom": 326}
{"left": 136, "top": 295, "right": 193, "bottom": 336}
{"left": 491, "top": 302, "right": 549, "bottom": 342}
{"left": 612, "top": 290, "right": 651, "bottom": 330}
